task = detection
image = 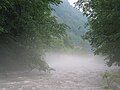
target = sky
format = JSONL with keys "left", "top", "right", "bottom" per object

{"left": 68, "top": 0, "right": 78, "bottom": 6}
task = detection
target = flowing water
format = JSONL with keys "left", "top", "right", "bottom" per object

{"left": 0, "top": 53, "right": 119, "bottom": 90}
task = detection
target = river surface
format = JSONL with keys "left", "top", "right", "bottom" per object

{"left": 0, "top": 53, "right": 119, "bottom": 90}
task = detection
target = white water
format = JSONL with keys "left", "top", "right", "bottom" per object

{"left": 0, "top": 53, "right": 119, "bottom": 90}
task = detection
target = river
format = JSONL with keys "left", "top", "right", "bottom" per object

{"left": 0, "top": 53, "right": 119, "bottom": 90}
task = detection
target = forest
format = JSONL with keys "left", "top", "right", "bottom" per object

{"left": 0, "top": 0, "right": 68, "bottom": 72}
{"left": 51, "top": 0, "right": 91, "bottom": 54}
{"left": 76, "top": 0, "right": 120, "bottom": 66}
{"left": 0, "top": 0, "right": 120, "bottom": 90}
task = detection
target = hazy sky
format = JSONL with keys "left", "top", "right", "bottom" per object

{"left": 68, "top": 0, "right": 77, "bottom": 6}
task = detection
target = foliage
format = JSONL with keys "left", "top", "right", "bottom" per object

{"left": 51, "top": 0, "right": 91, "bottom": 53}
{"left": 0, "top": 0, "right": 67, "bottom": 72}
{"left": 102, "top": 70, "right": 118, "bottom": 89}
{"left": 76, "top": 0, "right": 120, "bottom": 66}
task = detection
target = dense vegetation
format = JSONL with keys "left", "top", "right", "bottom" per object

{"left": 0, "top": 0, "right": 67, "bottom": 72}
{"left": 51, "top": 0, "right": 91, "bottom": 54}
{"left": 76, "top": 0, "right": 120, "bottom": 66}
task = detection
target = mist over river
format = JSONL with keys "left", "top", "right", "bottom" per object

{"left": 0, "top": 53, "right": 119, "bottom": 90}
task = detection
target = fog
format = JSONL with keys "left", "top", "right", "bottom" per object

{"left": 0, "top": 52, "right": 119, "bottom": 90}
{"left": 1, "top": 0, "right": 120, "bottom": 89}
{"left": 45, "top": 52, "right": 117, "bottom": 72}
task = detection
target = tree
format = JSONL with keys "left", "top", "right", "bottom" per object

{"left": 51, "top": 0, "right": 91, "bottom": 54}
{"left": 76, "top": 0, "right": 120, "bottom": 66}
{"left": 0, "top": 0, "right": 67, "bottom": 72}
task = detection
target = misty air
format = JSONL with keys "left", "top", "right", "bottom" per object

{"left": 0, "top": 0, "right": 120, "bottom": 90}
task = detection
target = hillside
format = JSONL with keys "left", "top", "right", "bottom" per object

{"left": 51, "top": 0, "right": 91, "bottom": 53}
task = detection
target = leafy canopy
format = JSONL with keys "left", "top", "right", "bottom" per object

{"left": 0, "top": 0, "right": 67, "bottom": 72}
{"left": 76, "top": 0, "right": 120, "bottom": 66}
